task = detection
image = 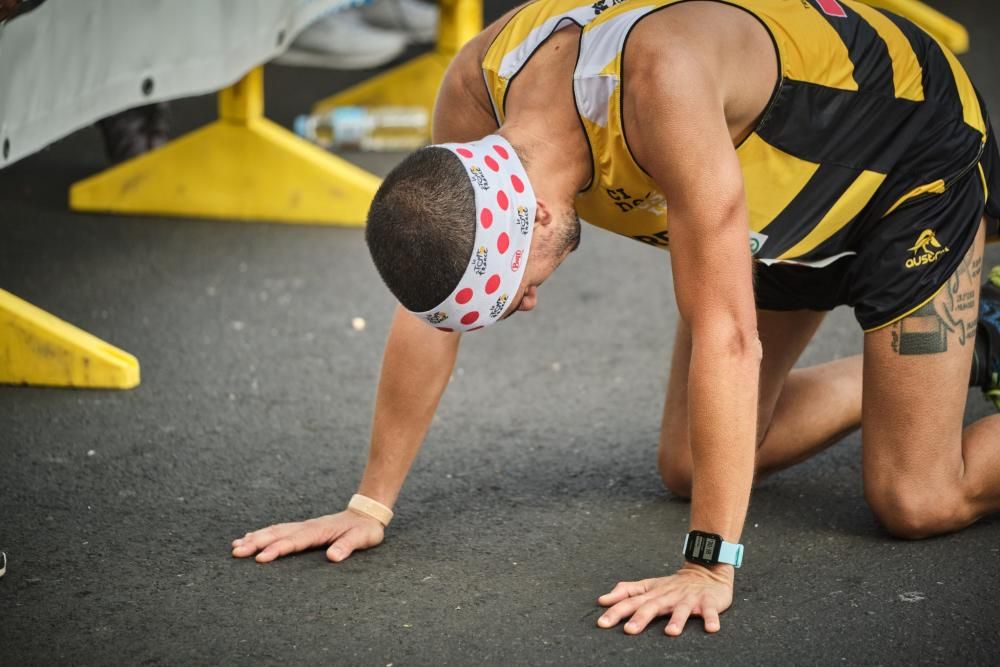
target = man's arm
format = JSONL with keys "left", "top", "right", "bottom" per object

{"left": 356, "top": 306, "right": 461, "bottom": 509}
{"left": 355, "top": 41, "right": 499, "bottom": 508}
{"left": 433, "top": 39, "right": 499, "bottom": 141}
{"left": 597, "top": 39, "right": 760, "bottom": 635}
{"left": 232, "top": 49, "right": 498, "bottom": 564}
{"left": 647, "top": 53, "right": 760, "bottom": 555}
{"left": 232, "top": 309, "right": 462, "bottom": 563}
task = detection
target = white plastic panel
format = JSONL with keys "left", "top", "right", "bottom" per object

{"left": 0, "top": 0, "right": 353, "bottom": 168}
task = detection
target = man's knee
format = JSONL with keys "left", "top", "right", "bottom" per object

{"left": 865, "top": 481, "right": 967, "bottom": 540}
{"left": 657, "top": 452, "right": 692, "bottom": 499}
{"left": 658, "top": 406, "right": 693, "bottom": 498}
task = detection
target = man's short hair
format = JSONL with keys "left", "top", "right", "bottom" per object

{"left": 365, "top": 147, "right": 475, "bottom": 312}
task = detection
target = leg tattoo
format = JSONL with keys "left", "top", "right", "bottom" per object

{"left": 896, "top": 301, "right": 949, "bottom": 355}
{"left": 891, "top": 240, "right": 982, "bottom": 357}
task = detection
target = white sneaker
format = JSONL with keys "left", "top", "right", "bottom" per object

{"left": 362, "top": 0, "right": 438, "bottom": 45}
{"left": 276, "top": 10, "right": 407, "bottom": 70}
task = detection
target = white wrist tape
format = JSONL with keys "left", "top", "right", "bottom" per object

{"left": 348, "top": 494, "right": 394, "bottom": 527}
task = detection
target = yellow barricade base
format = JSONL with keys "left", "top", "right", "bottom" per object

{"left": 314, "top": 51, "right": 452, "bottom": 115}
{"left": 70, "top": 68, "right": 380, "bottom": 226}
{"left": 313, "top": 0, "right": 482, "bottom": 117}
{"left": 0, "top": 289, "right": 140, "bottom": 389}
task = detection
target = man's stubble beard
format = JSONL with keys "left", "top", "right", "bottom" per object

{"left": 559, "top": 207, "right": 582, "bottom": 255}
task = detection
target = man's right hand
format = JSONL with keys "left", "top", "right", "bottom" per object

{"left": 231, "top": 511, "right": 384, "bottom": 564}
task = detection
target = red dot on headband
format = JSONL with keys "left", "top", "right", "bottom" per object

{"left": 480, "top": 208, "right": 493, "bottom": 228}
{"left": 456, "top": 148, "right": 473, "bottom": 158}
{"left": 485, "top": 274, "right": 501, "bottom": 294}
{"left": 468, "top": 326, "right": 484, "bottom": 332}
{"left": 484, "top": 156, "right": 500, "bottom": 172}
{"left": 497, "top": 232, "right": 510, "bottom": 254}
{"left": 437, "top": 327, "right": 454, "bottom": 332}
{"left": 456, "top": 288, "right": 473, "bottom": 305}
{"left": 493, "top": 145, "right": 509, "bottom": 159}
{"left": 461, "top": 311, "right": 480, "bottom": 325}
{"left": 511, "top": 174, "right": 524, "bottom": 193}
{"left": 497, "top": 190, "right": 509, "bottom": 210}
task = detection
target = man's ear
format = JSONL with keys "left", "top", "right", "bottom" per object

{"left": 534, "top": 198, "right": 553, "bottom": 227}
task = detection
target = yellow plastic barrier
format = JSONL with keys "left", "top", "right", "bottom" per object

{"left": 312, "top": 0, "right": 482, "bottom": 117}
{"left": 863, "top": 0, "right": 968, "bottom": 54}
{"left": 70, "top": 67, "right": 381, "bottom": 226}
{"left": 0, "top": 289, "right": 139, "bottom": 388}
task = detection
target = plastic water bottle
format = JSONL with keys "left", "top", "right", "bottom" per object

{"left": 293, "top": 106, "right": 430, "bottom": 151}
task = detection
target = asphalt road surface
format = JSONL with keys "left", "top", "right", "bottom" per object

{"left": 2, "top": 1, "right": 999, "bottom": 664}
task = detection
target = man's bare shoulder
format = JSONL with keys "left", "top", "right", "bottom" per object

{"left": 630, "top": 3, "right": 777, "bottom": 73}
{"left": 622, "top": 2, "right": 777, "bottom": 144}
{"left": 624, "top": 3, "right": 741, "bottom": 78}
{"left": 436, "top": 4, "right": 530, "bottom": 140}
{"left": 443, "top": 4, "right": 529, "bottom": 98}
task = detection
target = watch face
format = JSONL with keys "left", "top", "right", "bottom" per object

{"left": 685, "top": 531, "right": 723, "bottom": 565}
{"left": 698, "top": 534, "right": 718, "bottom": 561}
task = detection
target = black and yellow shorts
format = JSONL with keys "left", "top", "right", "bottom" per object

{"left": 755, "top": 125, "right": 1000, "bottom": 332}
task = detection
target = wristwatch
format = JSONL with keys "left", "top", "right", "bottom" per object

{"left": 683, "top": 531, "right": 744, "bottom": 568}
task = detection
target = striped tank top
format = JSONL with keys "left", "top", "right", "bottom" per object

{"left": 481, "top": 0, "right": 989, "bottom": 266}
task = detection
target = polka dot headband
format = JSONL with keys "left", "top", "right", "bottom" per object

{"left": 408, "top": 135, "right": 536, "bottom": 333}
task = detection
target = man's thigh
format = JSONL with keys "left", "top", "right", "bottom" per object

{"left": 660, "top": 308, "right": 826, "bottom": 454}
{"left": 755, "top": 309, "right": 829, "bottom": 426}
{"left": 861, "top": 221, "right": 984, "bottom": 503}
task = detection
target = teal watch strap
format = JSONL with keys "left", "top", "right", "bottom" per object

{"left": 717, "top": 540, "right": 744, "bottom": 568}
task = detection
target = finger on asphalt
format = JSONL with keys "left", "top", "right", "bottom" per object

{"left": 326, "top": 527, "right": 363, "bottom": 562}
{"left": 665, "top": 604, "right": 692, "bottom": 636}
{"left": 256, "top": 530, "right": 317, "bottom": 563}
{"left": 231, "top": 542, "right": 259, "bottom": 557}
{"left": 702, "top": 607, "right": 721, "bottom": 633}
{"left": 232, "top": 522, "right": 304, "bottom": 555}
{"left": 597, "top": 580, "right": 647, "bottom": 606}
{"left": 624, "top": 600, "right": 663, "bottom": 635}
{"left": 597, "top": 595, "right": 648, "bottom": 628}
{"left": 237, "top": 522, "right": 306, "bottom": 547}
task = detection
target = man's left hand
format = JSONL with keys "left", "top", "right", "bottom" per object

{"left": 596, "top": 564, "right": 734, "bottom": 636}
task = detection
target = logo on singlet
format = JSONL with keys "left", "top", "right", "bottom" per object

{"left": 606, "top": 187, "right": 667, "bottom": 217}
{"left": 814, "top": 0, "right": 847, "bottom": 19}
{"left": 904, "top": 229, "right": 950, "bottom": 269}
{"left": 749, "top": 231, "right": 769, "bottom": 256}
{"left": 591, "top": 0, "right": 626, "bottom": 16}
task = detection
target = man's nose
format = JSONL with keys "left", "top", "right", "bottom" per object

{"left": 520, "top": 286, "right": 538, "bottom": 311}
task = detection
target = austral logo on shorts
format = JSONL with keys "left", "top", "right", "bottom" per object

{"left": 905, "top": 229, "right": 950, "bottom": 269}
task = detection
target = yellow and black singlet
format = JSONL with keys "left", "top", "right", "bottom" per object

{"left": 481, "top": 0, "right": 995, "bottom": 269}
